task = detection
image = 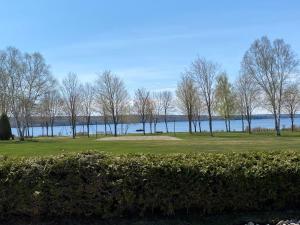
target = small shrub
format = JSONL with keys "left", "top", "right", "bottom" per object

{"left": 0, "top": 113, "right": 12, "bottom": 140}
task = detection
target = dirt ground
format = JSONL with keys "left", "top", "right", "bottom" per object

{"left": 97, "top": 136, "right": 182, "bottom": 141}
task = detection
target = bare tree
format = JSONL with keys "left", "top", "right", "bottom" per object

{"left": 61, "top": 73, "right": 81, "bottom": 139}
{"left": 191, "top": 57, "right": 218, "bottom": 136}
{"left": 81, "top": 82, "right": 95, "bottom": 137}
{"left": 0, "top": 52, "right": 9, "bottom": 114}
{"left": 119, "top": 103, "right": 132, "bottom": 135}
{"left": 234, "top": 89, "right": 245, "bottom": 132}
{"left": 43, "top": 83, "right": 63, "bottom": 137}
{"left": 96, "top": 71, "right": 129, "bottom": 136}
{"left": 235, "top": 71, "right": 260, "bottom": 133}
{"left": 160, "top": 91, "right": 173, "bottom": 133}
{"left": 37, "top": 100, "right": 49, "bottom": 136}
{"left": 152, "top": 92, "right": 163, "bottom": 133}
{"left": 98, "top": 103, "right": 110, "bottom": 135}
{"left": 283, "top": 83, "right": 300, "bottom": 131}
{"left": 2, "top": 47, "right": 52, "bottom": 140}
{"left": 242, "top": 36, "right": 299, "bottom": 136}
{"left": 134, "top": 88, "right": 150, "bottom": 135}
{"left": 146, "top": 98, "right": 155, "bottom": 134}
{"left": 192, "top": 94, "right": 204, "bottom": 133}
{"left": 215, "top": 73, "right": 236, "bottom": 132}
{"left": 176, "top": 73, "right": 198, "bottom": 134}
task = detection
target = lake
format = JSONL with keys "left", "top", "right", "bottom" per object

{"left": 11, "top": 117, "right": 298, "bottom": 137}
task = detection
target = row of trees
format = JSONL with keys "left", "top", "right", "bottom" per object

{"left": 0, "top": 36, "right": 299, "bottom": 140}
{"left": 177, "top": 36, "right": 299, "bottom": 136}
{"left": 0, "top": 49, "right": 174, "bottom": 139}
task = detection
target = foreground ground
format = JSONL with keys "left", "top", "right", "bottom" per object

{"left": 2, "top": 211, "right": 300, "bottom": 225}
{"left": 1, "top": 131, "right": 300, "bottom": 157}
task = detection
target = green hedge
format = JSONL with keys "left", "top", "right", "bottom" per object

{"left": 0, "top": 151, "right": 300, "bottom": 219}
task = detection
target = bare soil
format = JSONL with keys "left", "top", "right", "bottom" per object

{"left": 97, "top": 136, "right": 182, "bottom": 141}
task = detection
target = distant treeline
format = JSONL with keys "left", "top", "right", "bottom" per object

{"left": 8, "top": 114, "right": 299, "bottom": 128}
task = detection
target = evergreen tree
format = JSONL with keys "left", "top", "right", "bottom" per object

{"left": 0, "top": 113, "right": 12, "bottom": 140}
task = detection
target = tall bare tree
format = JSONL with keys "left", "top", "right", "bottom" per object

{"left": 160, "top": 91, "right": 173, "bottom": 133}
{"left": 2, "top": 47, "right": 52, "bottom": 140}
{"left": 81, "top": 82, "right": 95, "bottom": 137}
{"left": 152, "top": 92, "right": 163, "bottom": 133}
{"left": 43, "top": 84, "right": 63, "bottom": 137}
{"left": 134, "top": 88, "right": 150, "bottom": 135}
{"left": 98, "top": 103, "right": 110, "bottom": 135}
{"left": 192, "top": 94, "right": 203, "bottom": 133}
{"left": 176, "top": 74, "right": 198, "bottom": 134}
{"left": 191, "top": 57, "right": 218, "bottom": 136}
{"left": 215, "top": 73, "right": 236, "bottom": 132}
{"left": 61, "top": 73, "right": 81, "bottom": 139}
{"left": 242, "top": 36, "right": 299, "bottom": 136}
{"left": 236, "top": 71, "right": 260, "bottom": 133}
{"left": 283, "top": 83, "right": 300, "bottom": 131}
{"left": 0, "top": 52, "right": 9, "bottom": 114}
{"left": 146, "top": 98, "right": 155, "bottom": 134}
{"left": 96, "top": 71, "right": 129, "bottom": 136}
{"left": 37, "top": 100, "right": 49, "bottom": 136}
{"left": 119, "top": 103, "right": 132, "bottom": 135}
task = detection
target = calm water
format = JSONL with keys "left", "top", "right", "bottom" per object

{"left": 11, "top": 117, "right": 299, "bottom": 137}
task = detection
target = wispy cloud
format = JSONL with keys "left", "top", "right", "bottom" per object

{"left": 47, "top": 24, "right": 268, "bottom": 54}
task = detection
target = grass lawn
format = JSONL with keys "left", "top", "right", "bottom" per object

{"left": 1, "top": 131, "right": 300, "bottom": 157}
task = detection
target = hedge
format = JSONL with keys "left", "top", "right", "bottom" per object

{"left": 0, "top": 151, "right": 300, "bottom": 219}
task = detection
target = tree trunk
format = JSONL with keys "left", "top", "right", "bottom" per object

{"left": 87, "top": 116, "right": 91, "bottom": 137}
{"left": 274, "top": 110, "right": 281, "bottom": 136}
{"left": 72, "top": 125, "right": 76, "bottom": 139}
{"left": 291, "top": 112, "right": 294, "bottom": 132}
{"left": 142, "top": 121, "right": 146, "bottom": 135}
{"left": 46, "top": 122, "right": 49, "bottom": 137}
{"left": 188, "top": 115, "right": 192, "bottom": 134}
{"left": 51, "top": 124, "right": 54, "bottom": 137}
{"left": 16, "top": 119, "right": 25, "bottom": 141}
{"left": 246, "top": 107, "right": 251, "bottom": 134}
{"left": 208, "top": 108, "right": 213, "bottom": 136}
{"left": 113, "top": 122, "right": 117, "bottom": 136}
{"left": 247, "top": 117, "right": 252, "bottom": 134}
{"left": 164, "top": 113, "right": 169, "bottom": 133}
{"left": 95, "top": 120, "right": 98, "bottom": 139}
{"left": 198, "top": 118, "right": 202, "bottom": 133}
{"left": 241, "top": 114, "right": 245, "bottom": 132}
{"left": 19, "top": 129, "right": 25, "bottom": 141}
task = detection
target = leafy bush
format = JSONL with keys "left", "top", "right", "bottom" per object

{"left": 0, "top": 151, "right": 300, "bottom": 219}
{"left": 0, "top": 113, "right": 12, "bottom": 140}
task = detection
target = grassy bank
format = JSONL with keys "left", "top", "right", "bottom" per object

{"left": 1, "top": 132, "right": 300, "bottom": 157}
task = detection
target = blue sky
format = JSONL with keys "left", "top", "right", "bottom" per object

{"left": 0, "top": 0, "right": 300, "bottom": 95}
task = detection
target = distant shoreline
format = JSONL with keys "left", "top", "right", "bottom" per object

{"left": 8, "top": 114, "right": 298, "bottom": 128}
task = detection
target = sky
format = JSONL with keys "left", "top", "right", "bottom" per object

{"left": 0, "top": 0, "right": 300, "bottom": 95}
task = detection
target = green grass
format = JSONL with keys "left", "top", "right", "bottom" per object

{"left": 1, "top": 131, "right": 300, "bottom": 157}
